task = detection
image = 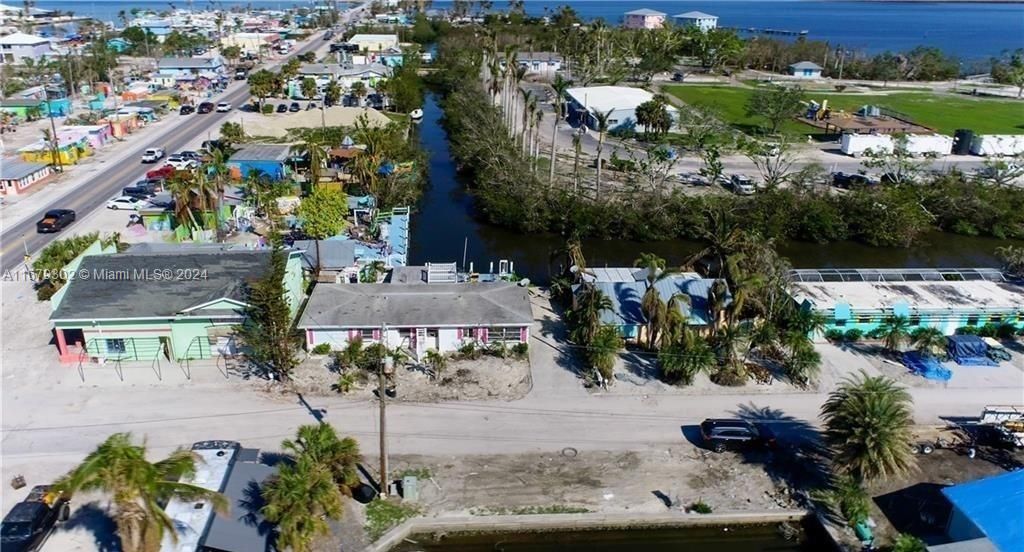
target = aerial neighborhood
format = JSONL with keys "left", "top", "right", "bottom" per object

{"left": 1, "top": 1, "right": 1023, "bottom": 551}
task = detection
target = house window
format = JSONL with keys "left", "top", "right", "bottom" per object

{"left": 607, "top": 119, "right": 619, "bottom": 125}
{"left": 105, "top": 338, "right": 126, "bottom": 354}
{"left": 488, "top": 327, "right": 522, "bottom": 343}
{"left": 834, "top": 319, "right": 847, "bottom": 327}
{"left": 460, "top": 328, "right": 476, "bottom": 340}
{"left": 966, "top": 315, "right": 980, "bottom": 326}
{"left": 359, "top": 329, "right": 375, "bottom": 341}
{"left": 856, "top": 314, "right": 873, "bottom": 324}
{"left": 909, "top": 315, "right": 921, "bottom": 326}
{"left": 989, "top": 315, "right": 1002, "bottom": 324}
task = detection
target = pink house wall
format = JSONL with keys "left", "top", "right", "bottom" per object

{"left": 624, "top": 14, "right": 665, "bottom": 29}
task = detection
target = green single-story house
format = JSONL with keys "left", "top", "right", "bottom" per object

{"left": 788, "top": 268, "right": 1024, "bottom": 340}
{"left": 50, "top": 245, "right": 304, "bottom": 364}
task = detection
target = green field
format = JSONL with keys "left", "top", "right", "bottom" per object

{"left": 664, "top": 85, "right": 1024, "bottom": 136}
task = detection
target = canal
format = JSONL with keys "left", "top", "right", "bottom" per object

{"left": 409, "top": 93, "right": 1014, "bottom": 284}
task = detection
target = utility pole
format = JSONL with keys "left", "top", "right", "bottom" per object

{"left": 378, "top": 322, "right": 389, "bottom": 498}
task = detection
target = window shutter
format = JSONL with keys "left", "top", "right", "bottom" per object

{"left": 456, "top": 328, "right": 463, "bottom": 340}
{"left": 480, "top": 328, "right": 489, "bottom": 343}
{"left": 520, "top": 327, "right": 527, "bottom": 342}
{"left": 372, "top": 329, "right": 381, "bottom": 341}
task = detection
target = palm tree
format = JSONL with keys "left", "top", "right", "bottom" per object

{"left": 518, "top": 89, "right": 533, "bottom": 150}
{"left": 165, "top": 172, "right": 200, "bottom": 231}
{"left": 292, "top": 138, "right": 328, "bottom": 186}
{"left": 281, "top": 424, "right": 361, "bottom": 492}
{"left": 205, "top": 148, "right": 231, "bottom": 207}
{"left": 659, "top": 329, "right": 715, "bottom": 385}
{"left": 531, "top": 104, "right": 543, "bottom": 172}
{"left": 571, "top": 130, "right": 583, "bottom": 194}
{"left": 662, "top": 293, "right": 692, "bottom": 348}
{"left": 424, "top": 349, "right": 447, "bottom": 378}
{"left": 262, "top": 456, "right": 342, "bottom": 552}
{"left": 568, "top": 284, "right": 612, "bottom": 346}
{"left": 592, "top": 108, "right": 613, "bottom": 200}
{"left": 587, "top": 325, "right": 623, "bottom": 384}
{"left": 706, "top": 278, "right": 730, "bottom": 334}
{"left": 55, "top": 433, "right": 227, "bottom": 552}
{"left": 878, "top": 315, "right": 912, "bottom": 354}
{"left": 783, "top": 339, "right": 821, "bottom": 387}
{"left": 633, "top": 253, "right": 669, "bottom": 349}
{"left": 820, "top": 371, "right": 916, "bottom": 483}
{"left": 910, "top": 326, "right": 946, "bottom": 358}
{"left": 549, "top": 75, "right": 570, "bottom": 186}
{"left": 510, "top": 65, "right": 528, "bottom": 137}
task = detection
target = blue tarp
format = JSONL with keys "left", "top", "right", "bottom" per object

{"left": 948, "top": 335, "right": 998, "bottom": 366}
{"left": 902, "top": 352, "right": 952, "bottom": 381}
{"left": 942, "top": 470, "right": 1024, "bottom": 552}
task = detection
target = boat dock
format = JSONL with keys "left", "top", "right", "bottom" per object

{"left": 721, "top": 26, "right": 809, "bottom": 37}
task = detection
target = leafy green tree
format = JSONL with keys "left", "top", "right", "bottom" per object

{"left": 221, "top": 45, "right": 242, "bottom": 66}
{"left": 745, "top": 84, "right": 805, "bottom": 134}
{"left": 219, "top": 121, "right": 244, "bottom": 145}
{"left": 248, "top": 69, "right": 279, "bottom": 109}
{"left": 281, "top": 424, "right": 361, "bottom": 491}
{"left": 891, "top": 533, "right": 928, "bottom": 552}
{"left": 298, "top": 51, "right": 316, "bottom": 63}
{"left": 997, "top": 245, "right": 1024, "bottom": 278}
{"left": 296, "top": 187, "right": 348, "bottom": 239}
{"left": 324, "top": 79, "right": 342, "bottom": 107}
{"left": 262, "top": 456, "right": 341, "bottom": 552}
{"left": 634, "top": 96, "right": 673, "bottom": 139}
{"left": 235, "top": 245, "right": 301, "bottom": 381}
{"left": 300, "top": 77, "right": 318, "bottom": 100}
{"left": 910, "top": 326, "right": 945, "bottom": 357}
{"left": 410, "top": 13, "right": 436, "bottom": 43}
{"left": 684, "top": 27, "right": 744, "bottom": 71}
{"left": 32, "top": 232, "right": 102, "bottom": 298}
{"left": 821, "top": 371, "right": 916, "bottom": 483}
{"left": 990, "top": 49, "right": 1024, "bottom": 98}
{"left": 878, "top": 315, "right": 912, "bottom": 353}
{"left": 55, "top": 433, "right": 227, "bottom": 552}
{"left": 588, "top": 325, "right": 623, "bottom": 383}
{"left": 862, "top": 134, "right": 929, "bottom": 185}
{"left": 659, "top": 330, "right": 715, "bottom": 385}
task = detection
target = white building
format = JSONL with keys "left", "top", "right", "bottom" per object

{"left": 508, "top": 52, "right": 563, "bottom": 78}
{"left": 565, "top": 85, "right": 678, "bottom": 133}
{"left": 789, "top": 61, "right": 823, "bottom": 79}
{"left": 298, "top": 268, "right": 533, "bottom": 359}
{"left": 672, "top": 11, "right": 718, "bottom": 32}
{"left": 288, "top": 62, "right": 392, "bottom": 99}
{"left": 0, "top": 32, "right": 53, "bottom": 65}
{"left": 346, "top": 33, "right": 399, "bottom": 52}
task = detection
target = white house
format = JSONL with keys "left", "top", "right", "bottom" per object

{"left": 288, "top": 63, "right": 392, "bottom": 99}
{"left": 673, "top": 11, "right": 718, "bottom": 32}
{"left": 565, "top": 85, "right": 678, "bottom": 133}
{"left": 623, "top": 8, "right": 666, "bottom": 30}
{"left": 511, "top": 52, "right": 563, "bottom": 77}
{"left": 297, "top": 274, "right": 533, "bottom": 359}
{"left": 0, "top": 32, "right": 53, "bottom": 65}
{"left": 789, "top": 61, "right": 823, "bottom": 79}
{"left": 346, "top": 33, "right": 399, "bottom": 52}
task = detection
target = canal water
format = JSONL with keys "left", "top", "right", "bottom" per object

{"left": 389, "top": 520, "right": 830, "bottom": 551}
{"left": 408, "top": 93, "right": 1014, "bottom": 284}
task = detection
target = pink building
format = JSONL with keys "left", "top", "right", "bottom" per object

{"left": 58, "top": 125, "right": 112, "bottom": 150}
{"left": 623, "top": 8, "right": 666, "bottom": 30}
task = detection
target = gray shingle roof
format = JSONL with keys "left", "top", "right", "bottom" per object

{"left": 229, "top": 144, "right": 292, "bottom": 162}
{"left": 298, "top": 282, "right": 533, "bottom": 329}
{"left": 0, "top": 158, "right": 49, "bottom": 180}
{"left": 50, "top": 250, "right": 272, "bottom": 321}
{"left": 0, "top": 98, "right": 45, "bottom": 108}
{"left": 790, "top": 61, "right": 823, "bottom": 70}
{"left": 158, "top": 57, "right": 222, "bottom": 69}
{"left": 200, "top": 459, "right": 276, "bottom": 552}
{"left": 292, "top": 240, "right": 357, "bottom": 271}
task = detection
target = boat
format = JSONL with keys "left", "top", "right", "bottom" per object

{"left": 409, "top": 108, "right": 424, "bottom": 121}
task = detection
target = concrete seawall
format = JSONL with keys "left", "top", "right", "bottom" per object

{"left": 365, "top": 510, "right": 812, "bottom": 552}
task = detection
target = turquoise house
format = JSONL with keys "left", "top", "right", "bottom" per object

{"left": 107, "top": 37, "right": 130, "bottom": 53}
{"left": 788, "top": 268, "right": 1024, "bottom": 340}
{"left": 50, "top": 245, "right": 304, "bottom": 364}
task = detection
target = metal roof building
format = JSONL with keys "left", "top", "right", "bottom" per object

{"left": 941, "top": 470, "right": 1024, "bottom": 552}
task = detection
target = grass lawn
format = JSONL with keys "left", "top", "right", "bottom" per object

{"left": 664, "top": 85, "right": 1024, "bottom": 136}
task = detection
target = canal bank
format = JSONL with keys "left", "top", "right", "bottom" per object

{"left": 409, "top": 92, "right": 1015, "bottom": 284}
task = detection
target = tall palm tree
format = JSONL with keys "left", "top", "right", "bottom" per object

{"left": 569, "top": 284, "right": 611, "bottom": 345}
{"left": 510, "top": 65, "right": 528, "bottom": 137}
{"left": 878, "top": 315, "right": 912, "bottom": 354}
{"left": 821, "top": 371, "right": 916, "bottom": 483}
{"left": 910, "top": 326, "right": 946, "bottom": 358}
{"left": 706, "top": 278, "right": 730, "bottom": 335}
{"left": 165, "top": 172, "right": 200, "bottom": 231}
{"left": 634, "top": 253, "right": 669, "bottom": 349}
{"left": 662, "top": 293, "right": 692, "bottom": 348}
{"left": 292, "top": 138, "right": 328, "bottom": 186}
{"left": 587, "top": 324, "right": 623, "bottom": 384}
{"left": 549, "top": 75, "right": 570, "bottom": 186}
{"left": 262, "top": 456, "right": 342, "bottom": 552}
{"left": 518, "top": 89, "right": 533, "bottom": 150}
{"left": 55, "top": 433, "right": 227, "bottom": 552}
{"left": 281, "top": 424, "right": 361, "bottom": 492}
{"left": 592, "top": 108, "right": 613, "bottom": 200}
{"left": 572, "top": 130, "right": 582, "bottom": 195}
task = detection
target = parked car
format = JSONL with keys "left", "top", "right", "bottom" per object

{"left": 145, "top": 165, "right": 176, "bottom": 180}
{"left": 197, "top": 102, "right": 215, "bottom": 114}
{"left": 832, "top": 172, "right": 877, "bottom": 189}
{"left": 216, "top": 102, "right": 232, "bottom": 112}
{"left": 35, "top": 209, "right": 75, "bottom": 233}
{"left": 0, "top": 486, "right": 70, "bottom": 552}
{"left": 179, "top": 151, "right": 203, "bottom": 162}
{"left": 234, "top": 69, "right": 248, "bottom": 80}
{"left": 699, "top": 419, "right": 776, "bottom": 453}
{"left": 289, "top": 102, "right": 301, "bottom": 112}
{"left": 107, "top": 196, "right": 149, "bottom": 210}
{"left": 306, "top": 102, "right": 318, "bottom": 110}
{"left": 166, "top": 155, "right": 198, "bottom": 170}
{"left": 276, "top": 103, "right": 289, "bottom": 113}
{"left": 140, "top": 148, "right": 165, "bottom": 163}
{"left": 122, "top": 186, "right": 156, "bottom": 199}
{"left": 179, "top": 104, "right": 195, "bottom": 115}
{"left": 727, "top": 175, "right": 756, "bottom": 195}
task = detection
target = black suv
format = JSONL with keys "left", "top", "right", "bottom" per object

{"left": 0, "top": 486, "right": 70, "bottom": 552}
{"left": 197, "top": 102, "right": 215, "bottom": 114}
{"left": 699, "top": 419, "right": 775, "bottom": 453}
{"left": 36, "top": 209, "right": 75, "bottom": 233}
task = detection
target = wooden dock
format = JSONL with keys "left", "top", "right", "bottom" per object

{"left": 721, "top": 26, "right": 809, "bottom": 37}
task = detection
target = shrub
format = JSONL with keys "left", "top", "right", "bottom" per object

{"left": 510, "top": 342, "right": 529, "bottom": 359}
{"left": 486, "top": 341, "right": 508, "bottom": 358}
{"left": 891, "top": 533, "right": 927, "bottom": 552}
{"left": 333, "top": 372, "right": 357, "bottom": 394}
{"left": 261, "top": 103, "right": 274, "bottom": 114}
{"left": 710, "top": 365, "right": 748, "bottom": 386}
{"left": 824, "top": 329, "right": 845, "bottom": 342}
{"left": 843, "top": 329, "right": 864, "bottom": 342}
{"left": 311, "top": 343, "right": 331, "bottom": 355}
{"left": 955, "top": 326, "right": 980, "bottom": 335}
{"left": 866, "top": 327, "right": 887, "bottom": 340}
{"left": 457, "top": 341, "right": 482, "bottom": 360}
{"left": 976, "top": 324, "right": 999, "bottom": 337}
{"left": 688, "top": 500, "right": 713, "bottom": 514}
{"left": 995, "top": 323, "right": 1017, "bottom": 339}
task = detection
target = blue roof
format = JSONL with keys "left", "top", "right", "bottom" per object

{"left": 942, "top": 470, "right": 1024, "bottom": 552}
{"left": 589, "top": 274, "right": 726, "bottom": 327}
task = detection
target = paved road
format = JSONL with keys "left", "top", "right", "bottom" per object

{"left": 0, "top": 33, "right": 332, "bottom": 273}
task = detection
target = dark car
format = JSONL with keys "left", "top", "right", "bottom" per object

{"left": 197, "top": 102, "right": 215, "bottom": 114}
{"left": 699, "top": 419, "right": 776, "bottom": 453}
{"left": 289, "top": 102, "right": 301, "bottom": 112}
{"left": 306, "top": 102, "right": 317, "bottom": 110}
{"left": 832, "top": 171, "right": 876, "bottom": 189}
{"left": 277, "top": 103, "right": 289, "bottom": 113}
{"left": 179, "top": 104, "right": 195, "bottom": 115}
{"left": 35, "top": 209, "right": 76, "bottom": 233}
{"left": 122, "top": 183, "right": 157, "bottom": 199}
{"left": 0, "top": 486, "right": 70, "bottom": 552}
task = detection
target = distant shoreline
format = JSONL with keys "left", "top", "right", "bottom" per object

{"left": 825, "top": 0, "right": 1023, "bottom": 3}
